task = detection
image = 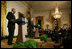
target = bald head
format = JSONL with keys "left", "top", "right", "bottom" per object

{"left": 11, "top": 8, "right": 16, "bottom": 14}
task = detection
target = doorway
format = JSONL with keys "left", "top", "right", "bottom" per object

{"left": 35, "top": 16, "right": 44, "bottom": 29}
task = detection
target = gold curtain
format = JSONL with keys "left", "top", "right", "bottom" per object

{"left": 69, "top": 14, "right": 71, "bottom": 27}
{"left": 52, "top": 18, "right": 55, "bottom": 29}
{"left": 49, "top": 11, "right": 55, "bottom": 29}
{"left": 52, "top": 18, "right": 61, "bottom": 29}
{"left": 57, "top": 18, "right": 61, "bottom": 28}
{"left": 41, "top": 17, "right": 44, "bottom": 29}
{"left": 1, "top": 1, "right": 7, "bottom": 36}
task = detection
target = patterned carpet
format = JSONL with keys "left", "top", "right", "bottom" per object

{"left": 1, "top": 38, "right": 63, "bottom": 48}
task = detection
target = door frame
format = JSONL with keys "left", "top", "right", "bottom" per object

{"left": 35, "top": 16, "right": 44, "bottom": 29}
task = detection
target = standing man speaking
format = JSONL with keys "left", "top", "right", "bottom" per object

{"left": 6, "top": 8, "right": 16, "bottom": 45}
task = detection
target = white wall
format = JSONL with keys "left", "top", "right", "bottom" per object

{"left": 32, "top": 10, "right": 53, "bottom": 30}
{"left": 5, "top": 1, "right": 30, "bottom": 36}
{"left": 32, "top": 9, "right": 71, "bottom": 30}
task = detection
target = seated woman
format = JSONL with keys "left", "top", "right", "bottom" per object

{"left": 35, "top": 28, "right": 39, "bottom": 38}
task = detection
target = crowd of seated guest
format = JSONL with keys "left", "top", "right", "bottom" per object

{"left": 53, "top": 24, "right": 71, "bottom": 48}
{"left": 27, "top": 18, "right": 71, "bottom": 48}
{"left": 27, "top": 24, "right": 71, "bottom": 47}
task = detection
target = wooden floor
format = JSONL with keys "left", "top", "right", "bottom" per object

{"left": 1, "top": 38, "right": 29, "bottom": 48}
{"left": 1, "top": 38, "right": 63, "bottom": 48}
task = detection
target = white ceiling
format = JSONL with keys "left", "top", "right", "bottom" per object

{"left": 25, "top": 1, "right": 71, "bottom": 11}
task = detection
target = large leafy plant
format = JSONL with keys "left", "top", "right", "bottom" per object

{"left": 40, "top": 34, "right": 48, "bottom": 42}
{"left": 13, "top": 39, "right": 39, "bottom": 48}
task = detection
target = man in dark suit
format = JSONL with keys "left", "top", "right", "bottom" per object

{"left": 28, "top": 18, "right": 34, "bottom": 38}
{"left": 6, "top": 8, "right": 16, "bottom": 45}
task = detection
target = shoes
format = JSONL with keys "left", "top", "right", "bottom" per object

{"left": 8, "top": 43, "right": 14, "bottom": 45}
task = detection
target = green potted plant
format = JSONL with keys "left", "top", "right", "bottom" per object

{"left": 13, "top": 39, "right": 39, "bottom": 48}
{"left": 40, "top": 34, "right": 48, "bottom": 42}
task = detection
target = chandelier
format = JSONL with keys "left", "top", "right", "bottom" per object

{"left": 52, "top": 5, "right": 62, "bottom": 19}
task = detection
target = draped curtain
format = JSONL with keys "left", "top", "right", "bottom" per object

{"left": 50, "top": 11, "right": 61, "bottom": 29}
{"left": 1, "top": 1, "right": 7, "bottom": 36}
{"left": 57, "top": 19, "right": 61, "bottom": 28}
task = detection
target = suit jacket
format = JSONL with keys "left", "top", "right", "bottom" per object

{"left": 6, "top": 12, "right": 16, "bottom": 28}
{"left": 28, "top": 20, "right": 34, "bottom": 30}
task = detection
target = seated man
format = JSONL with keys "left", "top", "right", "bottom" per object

{"left": 54, "top": 33, "right": 71, "bottom": 48}
{"left": 42, "top": 29, "right": 45, "bottom": 35}
{"left": 44, "top": 29, "right": 48, "bottom": 35}
{"left": 54, "top": 26, "right": 71, "bottom": 48}
{"left": 39, "top": 29, "right": 42, "bottom": 36}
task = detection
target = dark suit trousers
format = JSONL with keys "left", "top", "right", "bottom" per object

{"left": 8, "top": 26, "right": 15, "bottom": 44}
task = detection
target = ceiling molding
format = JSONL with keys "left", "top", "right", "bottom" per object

{"left": 30, "top": 1, "right": 71, "bottom": 12}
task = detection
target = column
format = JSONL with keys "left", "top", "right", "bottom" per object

{"left": 1, "top": 1, "right": 7, "bottom": 36}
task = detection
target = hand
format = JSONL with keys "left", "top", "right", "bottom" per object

{"left": 11, "top": 19, "right": 15, "bottom": 23}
